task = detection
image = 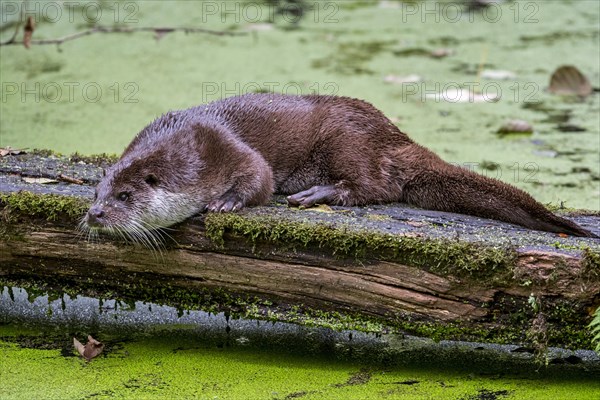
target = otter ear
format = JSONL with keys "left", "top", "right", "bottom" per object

{"left": 144, "top": 174, "right": 159, "bottom": 187}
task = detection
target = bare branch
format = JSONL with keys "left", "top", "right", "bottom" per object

{"left": 1, "top": 0, "right": 26, "bottom": 46}
{"left": 1, "top": 25, "right": 248, "bottom": 48}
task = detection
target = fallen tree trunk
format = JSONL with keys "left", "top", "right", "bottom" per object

{"left": 1, "top": 151, "right": 599, "bottom": 349}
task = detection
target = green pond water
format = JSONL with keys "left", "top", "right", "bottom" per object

{"left": 1, "top": 1, "right": 600, "bottom": 398}
{"left": 2, "top": 326, "right": 599, "bottom": 400}
{"left": 1, "top": 287, "right": 599, "bottom": 400}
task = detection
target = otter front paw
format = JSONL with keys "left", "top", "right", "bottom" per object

{"left": 206, "top": 193, "right": 245, "bottom": 213}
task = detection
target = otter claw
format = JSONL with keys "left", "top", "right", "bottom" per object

{"left": 207, "top": 197, "right": 244, "bottom": 213}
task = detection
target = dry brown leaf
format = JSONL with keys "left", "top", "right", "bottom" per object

{"left": 549, "top": 65, "right": 592, "bottom": 97}
{"left": 407, "top": 221, "right": 426, "bottom": 227}
{"left": 24, "top": 16, "right": 35, "bottom": 49}
{"left": 0, "top": 147, "right": 27, "bottom": 156}
{"left": 22, "top": 177, "right": 59, "bottom": 184}
{"left": 73, "top": 335, "right": 104, "bottom": 361}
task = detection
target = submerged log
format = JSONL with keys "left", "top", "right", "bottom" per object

{"left": 1, "top": 151, "right": 599, "bottom": 348}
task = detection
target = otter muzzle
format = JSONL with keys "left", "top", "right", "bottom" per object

{"left": 86, "top": 206, "right": 105, "bottom": 228}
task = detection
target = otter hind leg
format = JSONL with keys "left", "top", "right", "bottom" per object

{"left": 287, "top": 185, "right": 339, "bottom": 207}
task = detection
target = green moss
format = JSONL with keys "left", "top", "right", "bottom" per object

{"left": 30, "top": 148, "right": 61, "bottom": 158}
{"left": 2, "top": 260, "right": 595, "bottom": 349}
{"left": 1, "top": 279, "right": 595, "bottom": 355}
{"left": 583, "top": 247, "right": 600, "bottom": 276}
{"left": 0, "top": 276, "right": 500, "bottom": 345}
{"left": 68, "top": 152, "right": 119, "bottom": 165}
{"left": 203, "top": 213, "right": 600, "bottom": 348}
{"left": 364, "top": 213, "right": 392, "bottom": 222}
{"left": 205, "top": 213, "right": 516, "bottom": 281}
{"left": 242, "top": 304, "right": 386, "bottom": 333}
{"left": 544, "top": 202, "right": 600, "bottom": 216}
{"left": 1, "top": 275, "right": 388, "bottom": 336}
{"left": 0, "top": 191, "right": 90, "bottom": 224}
{"left": 29, "top": 148, "right": 118, "bottom": 166}
{"left": 391, "top": 294, "right": 595, "bottom": 348}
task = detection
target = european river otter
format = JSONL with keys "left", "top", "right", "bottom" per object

{"left": 84, "top": 94, "right": 597, "bottom": 239}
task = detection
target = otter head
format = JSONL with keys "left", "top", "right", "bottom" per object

{"left": 83, "top": 148, "right": 202, "bottom": 241}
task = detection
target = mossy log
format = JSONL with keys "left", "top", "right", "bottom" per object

{"left": 1, "top": 152, "right": 600, "bottom": 349}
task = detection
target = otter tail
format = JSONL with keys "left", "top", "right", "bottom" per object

{"left": 399, "top": 145, "right": 598, "bottom": 238}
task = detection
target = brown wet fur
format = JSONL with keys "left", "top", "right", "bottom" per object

{"left": 89, "top": 94, "right": 597, "bottom": 238}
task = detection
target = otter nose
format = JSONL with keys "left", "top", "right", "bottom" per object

{"left": 87, "top": 206, "right": 105, "bottom": 227}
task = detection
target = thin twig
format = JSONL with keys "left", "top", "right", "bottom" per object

{"left": 58, "top": 174, "right": 84, "bottom": 185}
{"left": 0, "top": 25, "right": 248, "bottom": 47}
{"left": 1, "top": 0, "right": 26, "bottom": 45}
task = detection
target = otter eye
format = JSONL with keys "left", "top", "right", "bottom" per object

{"left": 117, "top": 192, "right": 129, "bottom": 202}
{"left": 145, "top": 174, "right": 159, "bottom": 187}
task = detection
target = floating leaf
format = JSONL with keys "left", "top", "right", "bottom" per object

{"left": 532, "top": 150, "right": 557, "bottom": 158}
{"left": 425, "top": 88, "right": 500, "bottom": 103}
{"left": 549, "top": 65, "right": 592, "bottom": 97}
{"left": 383, "top": 74, "right": 423, "bottom": 84}
{"left": 497, "top": 120, "right": 533, "bottom": 135}
{"left": 430, "top": 48, "right": 454, "bottom": 58}
{"left": 74, "top": 336, "right": 104, "bottom": 361}
{"left": 481, "top": 69, "right": 516, "bottom": 80}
